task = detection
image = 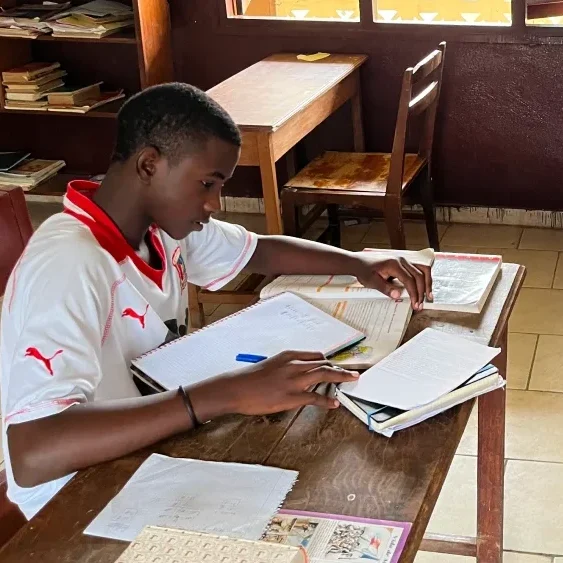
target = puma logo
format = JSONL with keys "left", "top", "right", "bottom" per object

{"left": 121, "top": 304, "right": 150, "bottom": 329}
{"left": 25, "top": 347, "right": 63, "bottom": 376}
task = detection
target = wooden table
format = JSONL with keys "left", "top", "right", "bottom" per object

{"left": 207, "top": 53, "right": 368, "bottom": 235}
{"left": 0, "top": 265, "right": 524, "bottom": 563}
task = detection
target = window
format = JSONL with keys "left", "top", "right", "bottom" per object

{"left": 373, "top": 1, "right": 511, "bottom": 25}
{"left": 229, "top": 0, "right": 511, "bottom": 25}
{"left": 526, "top": 0, "right": 563, "bottom": 26}
{"left": 231, "top": 0, "right": 360, "bottom": 21}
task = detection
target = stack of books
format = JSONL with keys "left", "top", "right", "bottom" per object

{"left": 2, "top": 62, "right": 124, "bottom": 113}
{"left": 0, "top": 158, "right": 66, "bottom": 191}
{"left": 2, "top": 62, "right": 66, "bottom": 110}
{"left": 0, "top": 2, "right": 69, "bottom": 38}
{"left": 46, "top": 0, "right": 134, "bottom": 39}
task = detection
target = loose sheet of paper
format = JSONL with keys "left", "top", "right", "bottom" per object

{"left": 339, "top": 327, "right": 500, "bottom": 410}
{"left": 84, "top": 454, "right": 298, "bottom": 542}
{"left": 132, "top": 292, "right": 364, "bottom": 391}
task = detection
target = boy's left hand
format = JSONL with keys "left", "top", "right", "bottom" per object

{"left": 354, "top": 255, "right": 433, "bottom": 311}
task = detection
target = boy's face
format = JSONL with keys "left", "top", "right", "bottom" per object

{"left": 144, "top": 136, "right": 240, "bottom": 240}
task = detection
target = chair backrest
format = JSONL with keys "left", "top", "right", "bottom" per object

{"left": 0, "top": 187, "right": 33, "bottom": 296}
{"left": 387, "top": 42, "right": 447, "bottom": 196}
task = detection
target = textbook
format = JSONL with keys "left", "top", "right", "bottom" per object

{"left": 260, "top": 248, "right": 502, "bottom": 314}
{"left": 131, "top": 292, "right": 365, "bottom": 392}
{"left": 336, "top": 328, "right": 504, "bottom": 436}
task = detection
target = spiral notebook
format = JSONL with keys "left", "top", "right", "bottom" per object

{"left": 131, "top": 292, "right": 365, "bottom": 392}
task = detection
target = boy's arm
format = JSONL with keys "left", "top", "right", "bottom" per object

{"left": 246, "top": 236, "right": 432, "bottom": 310}
{"left": 8, "top": 351, "right": 358, "bottom": 488}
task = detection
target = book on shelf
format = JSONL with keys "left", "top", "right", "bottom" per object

{"left": 0, "top": 2, "right": 70, "bottom": 37}
{"left": 0, "top": 151, "right": 31, "bottom": 172}
{"left": 47, "top": 82, "right": 104, "bottom": 106}
{"left": 1, "top": 62, "right": 61, "bottom": 83}
{"left": 2, "top": 70, "right": 67, "bottom": 90}
{"left": 47, "top": 0, "right": 134, "bottom": 38}
{"left": 4, "top": 99, "right": 49, "bottom": 111}
{"left": 5, "top": 80, "right": 64, "bottom": 101}
{"left": 46, "top": 89, "right": 125, "bottom": 113}
{"left": 0, "top": 159, "right": 66, "bottom": 190}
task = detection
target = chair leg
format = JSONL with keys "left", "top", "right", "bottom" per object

{"left": 421, "top": 175, "right": 440, "bottom": 251}
{"left": 187, "top": 282, "right": 205, "bottom": 330}
{"left": 327, "top": 204, "right": 341, "bottom": 247}
{"left": 384, "top": 197, "right": 406, "bottom": 250}
{"left": 281, "top": 190, "right": 300, "bottom": 237}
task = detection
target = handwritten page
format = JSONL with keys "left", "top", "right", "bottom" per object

{"left": 132, "top": 293, "right": 364, "bottom": 391}
{"left": 308, "top": 298, "right": 412, "bottom": 369}
{"left": 84, "top": 454, "right": 298, "bottom": 542}
{"left": 339, "top": 328, "right": 500, "bottom": 410}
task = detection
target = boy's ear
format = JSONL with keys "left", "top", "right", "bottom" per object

{"left": 136, "top": 146, "right": 162, "bottom": 183}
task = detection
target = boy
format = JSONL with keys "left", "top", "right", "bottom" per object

{"left": 0, "top": 83, "right": 431, "bottom": 520}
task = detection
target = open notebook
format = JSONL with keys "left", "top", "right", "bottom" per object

{"left": 131, "top": 292, "right": 365, "bottom": 392}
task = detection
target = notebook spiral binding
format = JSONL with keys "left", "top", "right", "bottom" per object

{"left": 132, "top": 294, "right": 282, "bottom": 362}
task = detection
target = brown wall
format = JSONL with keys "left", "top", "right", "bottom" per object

{"left": 171, "top": 3, "right": 563, "bottom": 210}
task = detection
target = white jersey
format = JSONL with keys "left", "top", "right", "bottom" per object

{"left": 0, "top": 180, "right": 258, "bottom": 519}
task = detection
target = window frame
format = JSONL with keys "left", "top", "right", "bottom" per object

{"left": 216, "top": 0, "right": 563, "bottom": 44}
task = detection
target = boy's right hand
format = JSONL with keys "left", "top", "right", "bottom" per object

{"left": 189, "top": 350, "right": 359, "bottom": 421}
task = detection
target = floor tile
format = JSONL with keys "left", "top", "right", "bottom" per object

{"left": 520, "top": 227, "right": 563, "bottom": 251}
{"left": 505, "top": 460, "right": 563, "bottom": 555}
{"left": 507, "top": 333, "right": 538, "bottom": 390}
{"left": 440, "top": 245, "right": 479, "bottom": 254}
{"left": 553, "top": 253, "right": 563, "bottom": 289}
{"left": 477, "top": 248, "right": 557, "bottom": 289}
{"left": 427, "top": 455, "right": 476, "bottom": 537}
{"left": 529, "top": 335, "right": 563, "bottom": 393}
{"left": 415, "top": 553, "right": 474, "bottom": 562}
{"left": 458, "top": 390, "right": 563, "bottom": 462}
{"left": 362, "top": 220, "right": 447, "bottom": 246}
{"left": 510, "top": 288, "right": 563, "bottom": 334}
{"left": 503, "top": 554, "right": 552, "bottom": 563}
{"left": 441, "top": 225, "right": 522, "bottom": 249}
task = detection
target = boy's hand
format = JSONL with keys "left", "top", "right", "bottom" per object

{"left": 190, "top": 351, "right": 359, "bottom": 420}
{"left": 354, "top": 256, "right": 433, "bottom": 310}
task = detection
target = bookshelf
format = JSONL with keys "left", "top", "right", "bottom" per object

{"left": 0, "top": 0, "right": 174, "bottom": 197}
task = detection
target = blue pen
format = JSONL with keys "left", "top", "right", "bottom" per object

{"left": 236, "top": 354, "right": 268, "bottom": 363}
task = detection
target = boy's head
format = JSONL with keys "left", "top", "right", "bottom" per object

{"left": 111, "top": 83, "right": 241, "bottom": 240}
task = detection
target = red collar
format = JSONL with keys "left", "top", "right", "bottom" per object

{"left": 64, "top": 180, "right": 166, "bottom": 289}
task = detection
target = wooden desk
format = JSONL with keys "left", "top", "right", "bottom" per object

{"left": 207, "top": 53, "right": 368, "bottom": 235}
{"left": 0, "top": 265, "right": 524, "bottom": 563}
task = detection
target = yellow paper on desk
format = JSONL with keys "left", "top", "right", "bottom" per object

{"left": 297, "top": 52, "right": 330, "bottom": 62}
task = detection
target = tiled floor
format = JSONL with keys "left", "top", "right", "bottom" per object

{"left": 5, "top": 206, "right": 563, "bottom": 561}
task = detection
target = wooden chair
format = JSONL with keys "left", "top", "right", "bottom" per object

{"left": 280, "top": 42, "right": 447, "bottom": 251}
{"left": 0, "top": 470, "right": 26, "bottom": 548}
{"left": 0, "top": 187, "right": 32, "bottom": 545}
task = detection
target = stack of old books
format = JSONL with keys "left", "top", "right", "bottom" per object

{"left": 2, "top": 62, "right": 66, "bottom": 111}
{"left": 2, "top": 62, "right": 124, "bottom": 113}
{"left": 0, "top": 2, "right": 69, "bottom": 38}
{"left": 46, "top": 0, "right": 134, "bottom": 39}
{"left": 0, "top": 157, "right": 66, "bottom": 191}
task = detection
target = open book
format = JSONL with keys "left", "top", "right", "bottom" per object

{"left": 260, "top": 248, "right": 502, "bottom": 314}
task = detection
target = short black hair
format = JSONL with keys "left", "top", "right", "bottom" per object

{"left": 112, "top": 82, "right": 241, "bottom": 163}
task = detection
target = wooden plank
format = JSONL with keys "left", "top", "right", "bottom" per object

{"left": 237, "top": 130, "right": 260, "bottom": 166}
{"left": 420, "top": 534, "right": 477, "bottom": 557}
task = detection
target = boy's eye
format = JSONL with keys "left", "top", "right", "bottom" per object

{"left": 201, "top": 181, "right": 214, "bottom": 189}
